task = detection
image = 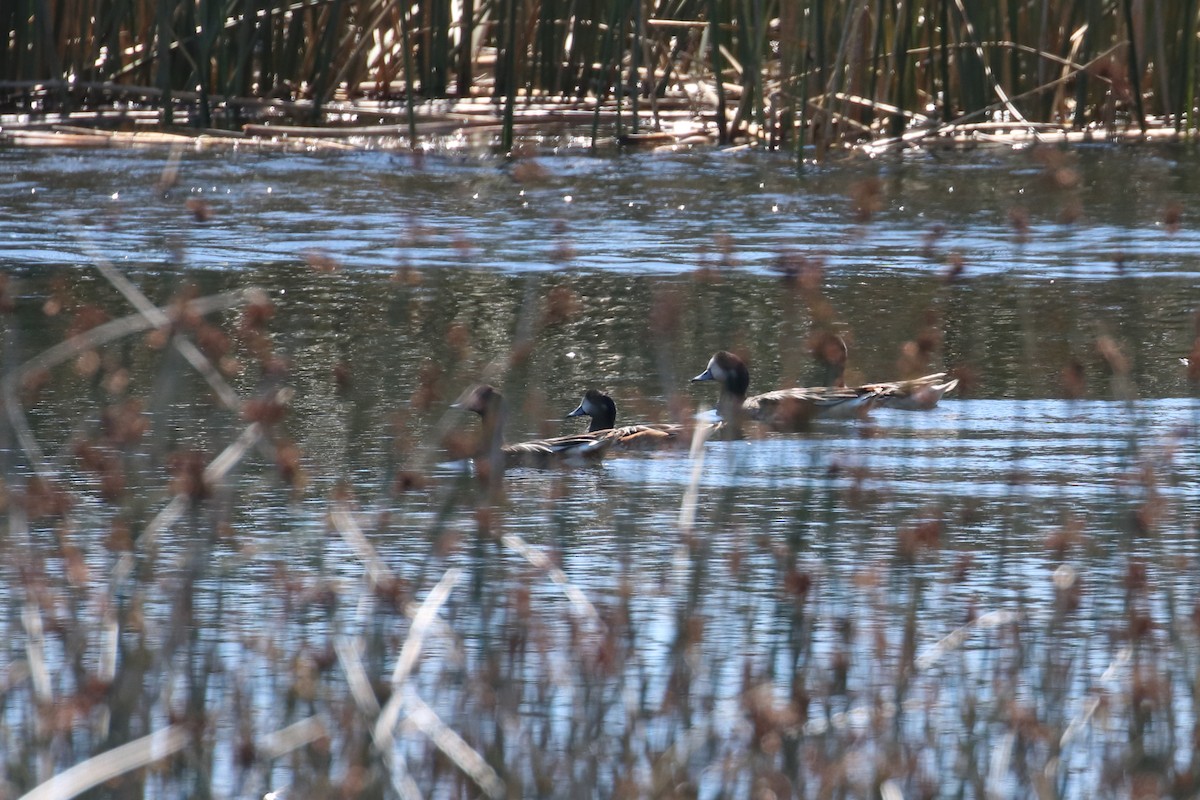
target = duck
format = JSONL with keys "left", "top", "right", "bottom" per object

{"left": 565, "top": 388, "right": 696, "bottom": 449}
{"left": 691, "top": 351, "right": 873, "bottom": 431}
{"left": 814, "top": 333, "right": 959, "bottom": 410}
{"left": 454, "top": 384, "right": 611, "bottom": 469}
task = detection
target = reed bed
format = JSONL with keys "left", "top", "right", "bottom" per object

{"left": 4, "top": 1, "right": 1200, "bottom": 151}
{"left": 2, "top": 177, "right": 1200, "bottom": 800}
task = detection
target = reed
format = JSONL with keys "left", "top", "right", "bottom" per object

{"left": 5, "top": 0, "right": 1200, "bottom": 150}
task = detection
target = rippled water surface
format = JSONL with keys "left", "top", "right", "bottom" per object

{"left": 3, "top": 144, "right": 1200, "bottom": 798}
{"left": 6, "top": 144, "right": 1200, "bottom": 278}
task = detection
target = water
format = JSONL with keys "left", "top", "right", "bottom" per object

{"left": 2, "top": 144, "right": 1200, "bottom": 798}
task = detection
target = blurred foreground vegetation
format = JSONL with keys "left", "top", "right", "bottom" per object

{"left": 3, "top": 244, "right": 1200, "bottom": 797}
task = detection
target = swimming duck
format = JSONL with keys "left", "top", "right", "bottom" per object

{"left": 814, "top": 334, "right": 958, "bottom": 410}
{"left": 691, "top": 351, "right": 873, "bottom": 431}
{"left": 454, "top": 384, "right": 610, "bottom": 469}
{"left": 565, "top": 388, "right": 693, "bottom": 449}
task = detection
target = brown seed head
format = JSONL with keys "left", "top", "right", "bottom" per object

{"left": 168, "top": 450, "right": 210, "bottom": 503}
{"left": 1062, "top": 359, "right": 1087, "bottom": 400}
{"left": 185, "top": 198, "right": 212, "bottom": 222}
{"left": 848, "top": 177, "right": 884, "bottom": 223}
{"left": 1163, "top": 201, "right": 1183, "bottom": 235}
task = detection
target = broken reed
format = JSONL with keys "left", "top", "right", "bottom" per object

{"left": 5, "top": 1, "right": 1200, "bottom": 146}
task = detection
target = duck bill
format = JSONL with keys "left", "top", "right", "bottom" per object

{"left": 566, "top": 402, "right": 587, "bottom": 418}
{"left": 691, "top": 367, "right": 715, "bottom": 382}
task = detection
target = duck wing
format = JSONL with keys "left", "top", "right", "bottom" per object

{"left": 861, "top": 373, "right": 959, "bottom": 410}
{"left": 605, "top": 423, "right": 683, "bottom": 450}
{"left": 502, "top": 432, "right": 611, "bottom": 467}
{"left": 745, "top": 386, "right": 874, "bottom": 428}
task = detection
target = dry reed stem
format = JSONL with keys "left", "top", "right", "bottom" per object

{"left": 369, "top": 569, "right": 482, "bottom": 799}
{"left": 500, "top": 532, "right": 603, "bottom": 630}
{"left": 0, "top": 288, "right": 256, "bottom": 477}
{"left": 116, "top": 422, "right": 263, "bottom": 557}
{"left": 334, "top": 639, "right": 422, "bottom": 800}
{"left": 402, "top": 692, "right": 505, "bottom": 799}
{"left": 1060, "top": 645, "right": 1132, "bottom": 748}
{"left": 914, "top": 609, "right": 1022, "bottom": 671}
{"left": 255, "top": 717, "right": 328, "bottom": 760}
{"left": 334, "top": 636, "right": 381, "bottom": 711}
{"left": 862, "top": 42, "right": 1128, "bottom": 154}
{"left": 677, "top": 418, "right": 714, "bottom": 535}
{"left": 949, "top": 0, "right": 1028, "bottom": 124}
{"left": 19, "top": 602, "right": 52, "bottom": 703}
{"left": 330, "top": 504, "right": 397, "bottom": 590}
{"left": 376, "top": 567, "right": 462, "bottom": 737}
{"left": 108, "top": 420, "right": 263, "bottom": 598}
{"left": 84, "top": 250, "right": 244, "bottom": 412}
{"left": 987, "top": 732, "right": 1015, "bottom": 797}
{"left": 16, "top": 725, "right": 189, "bottom": 800}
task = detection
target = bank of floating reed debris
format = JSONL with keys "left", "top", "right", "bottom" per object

{"left": 4, "top": 1, "right": 1200, "bottom": 151}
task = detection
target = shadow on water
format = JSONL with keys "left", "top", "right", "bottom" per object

{"left": 1, "top": 145, "right": 1200, "bottom": 798}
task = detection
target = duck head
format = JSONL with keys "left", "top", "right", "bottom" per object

{"left": 454, "top": 384, "right": 504, "bottom": 418}
{"left": 691, "top": 351, "right": 750, "bottom": 398}
{"left": 566, "top": 389, "right": 617, "bottom": 432}
{"left": 810, "top": 332, "right": 849, "bottom": 387}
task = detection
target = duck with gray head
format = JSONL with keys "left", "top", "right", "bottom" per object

{"left": 454, "top": 384, "right": 611, "bottom": 470}
{"left": 566, "top": 388, "right": 704, "bottom": 449}
{"left": 691, "top": 350, "right": 873, "bottom": 432}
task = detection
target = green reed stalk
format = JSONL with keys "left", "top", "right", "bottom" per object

{"left": 501, "top": 0, "right": 518, "bottom": 150}
{"left": 154, "top": 0, "right": 174, "bottom": 124}
{"left": 1072, "top": 0, "right": 1093, "bottom": 129}
{"left": 795, "top": 0, "right": 809, "bottom": 162}
{"left": 890, "top": 0, "right": 912, "bottom": 136}
{"left": 867, "top": 0, "right": 885, "bottom": 122}
{"left": 1122, "top": 0, "right": 1147, "bottom": 130}
{"left": 749, "top": 0, "right": 768, "bottom": 137}
{"left": 565, "top": 0, "right": 591, "bottom": 100}
{"left": 596, "top": 0, "right": 631, "bottom": 141}
{"left": 197, "top": 0, "right": 221, "bottom": 127}
{"left": 278, "top": 7, "right": 305, "bottom": 100}
{"left": 708, "top": 0, "right": 729, "bottom": 143}
{"left": 775, "top": 0, "right": 796, "bottom": 150}
{"left": 630, "top": 0, "right": 641, "bottom": 134}
{"left": 813, "top": 0, "right": 827, "bottom": 115}
{"left": 310, "top": 0, "right": 345, "bottom": 118}
{"left": 434, "top": 0, "right": 451, "bottom": 96}
{"left": 958, "top": 0, "right": 987, "bottom": 118}
{"left": 534, "top": 0, "right": 557, "bottom": 94}
{"left": 225, "top": 0, "right": 255, "bottom": 120}
{"left": 1153, "top": 3, "right": 1170, "bottom": 123}
{"left": 613, "top": 1, "right": 625, "bottom": 140}
{"left": 1175, "top": 0, "right": 1198, "bottom": 130}
{"left": 402, "top": 2, "right": 419, "bottom": 147}
{"left": 819, "top": 1, "right": 858, "bottom": 151}
{"left": 459, "top": 0, "right": 475, "bottom": 95}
